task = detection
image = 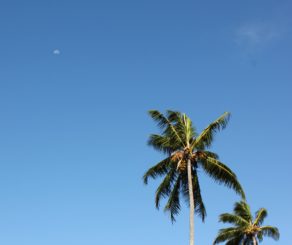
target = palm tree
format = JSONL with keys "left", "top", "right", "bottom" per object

{"left": 143, "top": 110, "right": 245, "bottom": 245}
{"left": 213, "top": 201, "right": 280, "bottom": 245}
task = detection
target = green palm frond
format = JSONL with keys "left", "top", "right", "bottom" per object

{"left": 234, "top": 201, "right": 253, "bottom": 223}
{"left": 155, "top": 168, "right": 177, "bottom": 208}
{"left": 257, "top": 231, "right": 263, "bottom": 242}
{"left": 254, "top": 208, "right": 267, "bottom": 226}
{"left": 192, "top": 172, "right": 206, "bottom": 220}
{"left": 165, "top": 110, "right": 196, "bottom": 146}
{"left": 164, "top": 176, "right": 181, "bottom": 222}
{"left": 192, "top": 112, "right": 230, "bottom": 149}
{"left": 143, "top": 157, "right": 171, "bottom": 184}
{"left": 148, "top": 110, "right": 173, "bottom": 129}
{"left": 166, "top": 110, "right": 185, "bottom": 124}
{"left": 148, "top": 110, "right": 185, "bottom": 148}
{"left": 225, "top": 236, "right": 244, "bottom": 245}
{"left": 166, "top": 110, "right": 188, "bottom": 141}
{"left": 243, "top": 237, "right": 256, "bottom": 245}
{"left": 181, "top": 170, "right": 206, "bottom": 221}
{"left": 148, "top": 134, "right": 176, "bottom": 154}
{"left": 203, "top": 151, "right": 219, "bottom": 159}
{"left": 219, "top": 213, "right": 249, "bottom": 226}
{"left": 199, "top": 156, "right": 245, "bottom": 198}
{"left": 260, "top": 226, "right": 280, "bottom": 240}
{"left": 213, "top": 227, "right": 244, "bottom": 244}
{"left": 181, "top": 113, "right": 196, "bottom": 144}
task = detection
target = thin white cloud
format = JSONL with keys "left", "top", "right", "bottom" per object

{"left": 53, "top": 49, "right": 61, "bottom": 55}
{"left": 235, "top": 23, "right": 279, "bottom": 49}
{"left": 233, "top": 22, "right": 285, "bottom": 66}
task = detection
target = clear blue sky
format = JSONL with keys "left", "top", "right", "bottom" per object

{"left": 0, "top": 0, "right": 291, "bottom": 244}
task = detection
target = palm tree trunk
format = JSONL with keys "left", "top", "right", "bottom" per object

{"left": 187, "top": 159, "right": 195, "bottom": 245}
{"left": 252, "top": 236, "right": 258, "bottom": 245}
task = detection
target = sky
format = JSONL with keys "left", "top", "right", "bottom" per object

{"left": 0, "top": 0, "right": 291, "bottom": 244}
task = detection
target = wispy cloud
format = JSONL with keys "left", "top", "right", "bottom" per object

{"left": 53, "top": 49, "right": 61, "bottom": 55}
{"left": 235, "top": 22, "right": 279, "bottom": 49}
{"left": 233, "top": 20, "right": 289, "bottom": 66}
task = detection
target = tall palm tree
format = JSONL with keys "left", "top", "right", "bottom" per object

{"left": 213, "top": 201, "right": 280, "bottom": 245}
{"left": 143, "top": 110, "right": 245, "bottom": 245}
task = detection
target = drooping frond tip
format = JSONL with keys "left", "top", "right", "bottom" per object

{"left": 163, "top": 176, "right": 181, "bottom": 223}
{"left": 261, "top": 226, "right": 280, "bottom": 240}
{"left": 199, "top": 157, "right": 245, "bottom": 199}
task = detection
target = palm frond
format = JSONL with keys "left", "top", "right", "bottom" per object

{"left": 253, "top": 208, "right": 267, "bottom": 226}
{"left": 181, "top": 169, "right": 206, "bottom": 221}
{"left": 260, "top": 226, "right": 280, "bottom": 240}
{"left": 198, "top": 156, "right": 245, "bottom": 199}
{"left": 219, "top": 213, "right": 249, "bottom": 226}
{"left": 225, "top": 236, "right": 244, "bottom": 245}
{"left": 192, "top": 112, "right": 230, "bottom": 149}
{"left": 148, "top": 110, "right": 185, "bottom": 147}
{"left": 143, "top": 157, "right": 171, "bottom": 184}
{"left": 244, "top": 236, "right": 257, "bottom": 245}
{"left": 164, "top": 176, "right": 181, "bottom": 222}
{"left": 148, "top": 110, "right": 172, "bottom": 130}
{"left": 167, "top": 111, "right": 196, "bottom": 144}
{"left": 192, "top": 171, "right": 206, "bottom": 221}
{"left": 257, "top": 231, "right": 263, "bottom": 242}
{"left": 234, "top": 201, "right": 253, "bottom": 223}
{"left": 213, "top": 227, "right": 244, "bottom": 244}
{"left": 155, "top": 168, "right": 177, "bottom": 208}
{"left": 203, "top": 151, "right": 219, "bottom": 159}
{"left": 148, "top": 134, "right": 176, "bottom": 154}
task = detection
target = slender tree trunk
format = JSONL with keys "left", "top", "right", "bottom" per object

{"left": 252, "top": 236, "right": 258, "bottom": 245}
{"left": 187, "top": 159, "right": 195, "bottom": 245}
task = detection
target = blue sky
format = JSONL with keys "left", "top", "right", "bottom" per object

{"left": 0, "top": 0, "right": 291, "bottom": 244}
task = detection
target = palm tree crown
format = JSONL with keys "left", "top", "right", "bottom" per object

{"left": 213, "top": 201, "right": 280, "bottom": 244}
{"left": 143, "top": 110, "right": 245, "bottom": 222}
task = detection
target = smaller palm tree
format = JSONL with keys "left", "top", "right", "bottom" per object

{"left": 213, "top": 201, "right": 280, "bottom": 245}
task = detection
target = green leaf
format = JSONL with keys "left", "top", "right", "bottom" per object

{"left": 155, "top": 169, "right": 177, "bottom": 208}
{"left": 254, "top": 208, "right": 268, "bottom": 226}
{"left": 260, "top": 226, "right": 280, "bottom": 240}
{"left": 143, "top": 157, "right": 171, "bottom": 184}
{"left": 192, "top": 112, "right": 230, "bottom": 149}
{"left": 181, "top": 168, "right": 206, "bottom": 221}
{"left": 164, "top": 176, "right": 181, "bottom": 222}
{"left": 199, "top": 157, "right": 245, "bottom": 199}
{"left": 219, "top": 213, "right": 249, "bottom": 226}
